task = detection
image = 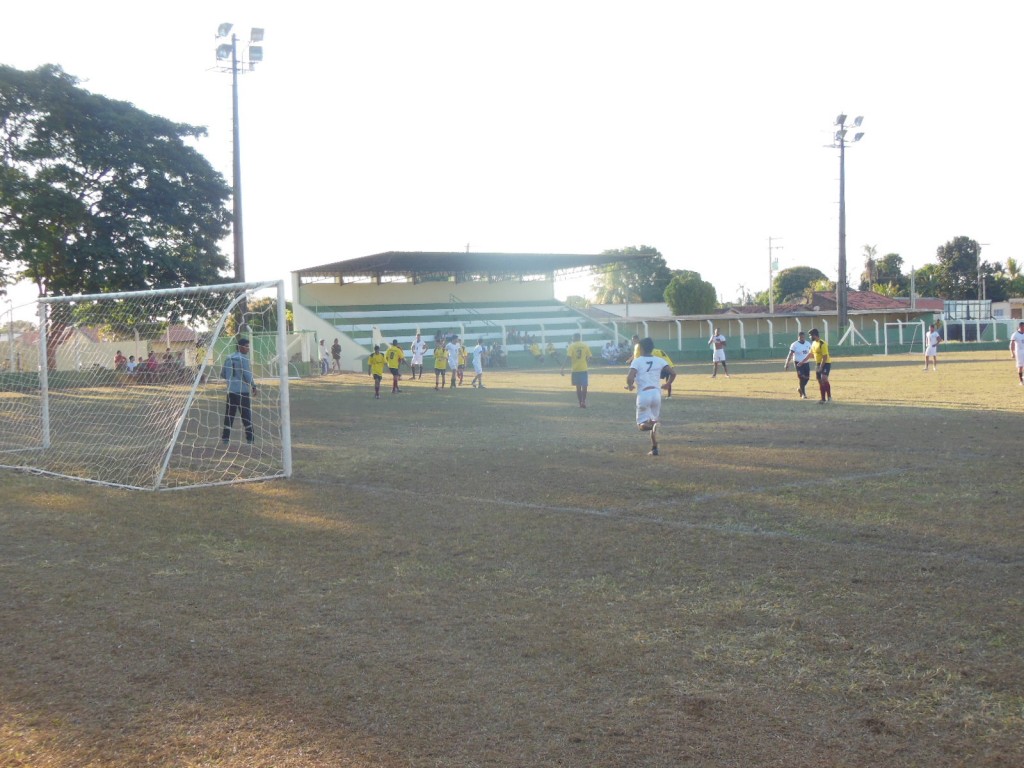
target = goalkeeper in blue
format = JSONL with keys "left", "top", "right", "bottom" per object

{"left": 222, "top": 336, "right": 258, "bottom": 445}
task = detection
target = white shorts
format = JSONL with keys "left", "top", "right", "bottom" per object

{"left": 473, "top": 361, "right": 483, "bottom": 374}
{"left": 925, "top": 346, "right": 938, "bottom": 357}
{"left": 1016, "top": 351, "right": 1024, "bottom": 368}
{"left": 635, "top": 388, "right": 662, "bottom": 425}
{"left": 713, "top": 349, "right": 727, "bottom": 363}
{"left": 412, "top": 354, "right": 425, "bottom": 365}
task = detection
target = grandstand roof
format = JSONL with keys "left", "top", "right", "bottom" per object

{"left": 295, "top": 251, "right": 638, "bottom": 282}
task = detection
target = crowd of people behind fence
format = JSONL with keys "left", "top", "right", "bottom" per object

{"left": 112, "top": 346, "right": 194, "bottom": 382}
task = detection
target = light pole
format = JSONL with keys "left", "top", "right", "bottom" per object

{"left": 977, "top": 242, "right": 990, "bottom": 301}
{"left": 767, "top": 236, "right": 783, "bottom": 315}
{"left": 2, "top": 296, "right": 14, "bottom": 372}
{"left": 831, "top": 114, "right": 864, "bottom": 333}
{"left": 215, "top": 23, "right": 264, "bottom": 285}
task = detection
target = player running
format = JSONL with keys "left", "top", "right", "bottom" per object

{"left": 626, "top": 337, "right": 676, "bottom": 456}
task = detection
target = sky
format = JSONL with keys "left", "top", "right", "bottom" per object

{"left": 2, "top": 0, "right": 1021, "bottom": 314}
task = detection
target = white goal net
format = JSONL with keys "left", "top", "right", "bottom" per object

{"left": 883, "top": 321, "right": 926, "bottom": 355}
{"left": 0, "top": 281, "right": 292, "bottom": 490}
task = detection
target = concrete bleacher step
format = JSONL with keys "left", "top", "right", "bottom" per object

{"left": 312, "top": 300, "right": 614, "bottom": 353}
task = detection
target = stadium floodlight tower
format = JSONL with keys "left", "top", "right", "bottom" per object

{"left": 830, "top": 114, "right": 864, "bottom": 334}
{"left": 215, "top": 23, "right": 265, "bottom": 287}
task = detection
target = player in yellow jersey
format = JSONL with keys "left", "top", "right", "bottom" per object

{"left": 433, "top": 339, "right": 448, "bottom": 390}
{"left": 651, "top": 348, "right": 678, "bottom": 398}
{"left": 808, "top": 328, "right": 832, "bottom": 403}
{"left": 384, "top": 339, "right": 408, "bottom": 394}
{"left": 367, "top": 345, "right": 387, "bottom": 399}
{"left": 457, "top": 341, "right": 467, "bottom": 385}
{"left": 561, "top": 332, "right": 593, "bottom": 408}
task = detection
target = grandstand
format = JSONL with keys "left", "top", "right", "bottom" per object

{"left": 291, "top": 251, "right": 637, "bottom": 363}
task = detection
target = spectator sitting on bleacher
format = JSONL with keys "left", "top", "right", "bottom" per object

{"left": 602, "top": 340, "right": 618, "bottom": 363}
{"left": 489, "top": 342, "right": 507, "bottom": 367}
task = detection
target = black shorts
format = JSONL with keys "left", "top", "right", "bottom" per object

{"left": 388, "top": 367, "right": 400, "bottom": 376}
{"left": 815, "top": 363, "right": 832, "bottom": 379}
{"left": 796, "top": 362, "right": 811, "bottom": 378}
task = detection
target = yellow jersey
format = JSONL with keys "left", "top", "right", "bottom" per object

{"left": 811, "top": 339, "right": 830, "bottom": 365}
{"left": 565, "top": 341, "right": 592, "bottom": 372}
{"left": 434, "top": 347, "right": 448, "bottom": 370}
{"left": 367, "top": 352, "right": 386, "bottom": 377}
{"left": 652, "top": 348, "right": 674, "bottom": 366}
{"left": 384, "top": 345, "right": 404, "bottom": 368}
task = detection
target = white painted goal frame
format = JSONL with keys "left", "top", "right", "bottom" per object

{"left": 0, "top": 281, "right": 292, "bottom": 490}
{"left": 883, "top": 321, "right": 926, "bottom": 355}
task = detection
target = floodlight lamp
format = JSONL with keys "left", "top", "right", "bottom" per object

{"left": 853, "top": 131, "right": 865, "bottom": 142}
{"left": 217, "top": 22, "right": 233, "bottom": 38}
{"left": 249, "top": 46, "right": 263, "bottom": 62}
{"left": 835, "top": 113, "right": 847, "bottom": 126}
{"left": 216, "top": 44, "right": 233, "bottom": 61}
{"left": 835, "top": 129, "right": 847, "bottom": 141}
{"left": 853, "top": 115, "right": 863, "bottom": 127}
{"left": 250, "top": 27, "right": 264, "bottom": 42}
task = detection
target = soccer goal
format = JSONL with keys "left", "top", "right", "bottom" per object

{"left": 883, "top": 321, "right": 926, "bottom": 355}
{"left": 0, "top": 281, "right": 291, "bottom": 490}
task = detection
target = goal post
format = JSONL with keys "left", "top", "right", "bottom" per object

{"left": 883, "top": 321, "right": 926, "bottom": 355}
{"left": 0, "top": 281, "right": 292, "bottom": 490}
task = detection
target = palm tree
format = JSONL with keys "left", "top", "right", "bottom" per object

{"left": 860, "top": 244, "right": 878, "bottom": 291}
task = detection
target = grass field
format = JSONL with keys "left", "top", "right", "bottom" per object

{"left": 1, "top": 349, "right": 1022, "bottom": 767}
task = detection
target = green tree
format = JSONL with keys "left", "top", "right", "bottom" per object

{"left": 865, "top": 253, "right": 909, "bottom": 296}
{"left": 934, "top": 236, "right": 984, "bottom": 299}
{"left": 773, "top": 266, "right": 828, "bottom": 304}
{"left": 914, "top": 264, "right": 942, "bottom": 298}
{"left": 591, "top": 246, "right": 673, "bottom": 304}
{"left": 664, "top": 271, "right": 717, "bottom": 315}
{"left": 225, "top": 298, "right": 293, "bottom": 335}
{"left": 0, "top": 64, "right": 231, "bottom": 298}
{"left": 858, "top": 244, "right": 878, "bottom": 291}
{"left": 1002, "top": 258, "right": 1024, "bottom": 297}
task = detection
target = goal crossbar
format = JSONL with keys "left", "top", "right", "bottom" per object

{"left": 1, "top": 281, "right": 292, "bottom": 490}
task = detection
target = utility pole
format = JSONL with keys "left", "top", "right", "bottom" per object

{"left": 768, "top": 236, "right": 783, "bottom": 314}
{"left": 830, "top": 114, "right": 865, "bottom": 333}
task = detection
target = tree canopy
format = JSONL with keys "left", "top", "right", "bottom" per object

{"left": 933, "top": 236, "right": 985, "bottom": 300}
{"left": 773, "top": 266, "right": 829, "bottom": 304}
{"left": 664, "top": 270, "right": 717, "bottom": 315}
{"left": 0, "top": 64, "right": 231, "bottom": 299}
{"left": 591, "top": 246, "right": 674, "bottom": 304}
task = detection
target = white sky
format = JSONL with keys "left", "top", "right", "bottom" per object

{"left": 2, "top": 0, "right": 1021, "bottom": 312}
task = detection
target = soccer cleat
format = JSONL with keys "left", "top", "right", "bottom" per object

{"left": 648, "top": 447, "right": 659, "bottom": 456}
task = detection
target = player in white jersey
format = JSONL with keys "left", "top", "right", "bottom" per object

{"left": 1010, "top": 321, "right": 1024, "bottom": 385}
{"left": 409, "top": 333, "right": 428, "bottom": 379}
{"left": 923, "top": 324, "right": 941, "bottom": 371}
{"left": 445, "top": 335, "right": 461, "bottom": 389}
{"left": 708, "top": 328, "right": 729, "bottom": 378}
{"left": 783, "top": 330, "right": 813, "bottom": 398}
{"left": 470, "top": 338, "right": 487, "bottom": 388}
{"left": 626, "top": 337, "right": 675, "bottom": 456}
